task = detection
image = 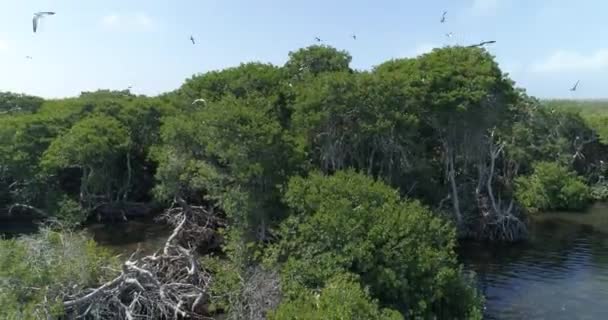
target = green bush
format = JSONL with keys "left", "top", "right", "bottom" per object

{"left": 591, "top": 182, "right": 608, "bottom": 201}
{"left": 0, "top": 229, "right": 118, "bottom": 319}
{"left": 515, "top": 161, "right": 592, "bottom": 213}
{"left": 269, "top": 170, "right": 482, "bottom": 319}
{"left": 269, "top": 273, "right": 403, "bottom": 320}
{"left": 55, "top": 196, "right": 87, "bottom": 227}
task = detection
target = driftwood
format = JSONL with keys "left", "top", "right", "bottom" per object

{"left": 8, "top": 203, "right": 49, "bottom": 217}
{"left": 63, "top": 199, "right": 225, "bottom": 319}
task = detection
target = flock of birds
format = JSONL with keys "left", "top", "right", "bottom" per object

{"left": 29, "top": 10, "right": 580, "bottom": 94}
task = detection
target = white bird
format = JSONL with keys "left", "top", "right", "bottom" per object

{"left": 33, "top": 12, "right": 55, "bottom": 33}
{"left": 445, "top": 32, "right": 454, "bottom": 38}
{"left": 192, "top": 98, "right": 207, "bottom": 105}
{"left": 440, "top": 11, "right": 447, "bottom": 23}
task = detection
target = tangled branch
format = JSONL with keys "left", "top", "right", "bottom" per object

{"left": 63, "top": 199, "right": 225, "bottom": 319}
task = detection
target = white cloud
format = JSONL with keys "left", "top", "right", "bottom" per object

{"left": 532, "top": 49, "right": 608, "bottom": 73}
{"left": 134, "top": 13, "right": 152, "bottom": 28}
{"left": 101, "top": 13, "right": 154, "bottom": 30}
{"left": 469, "top": 0, "right": 500, "bottom": 16}
{"left": 101, "top": 14, "right": 120, "bottom": 27}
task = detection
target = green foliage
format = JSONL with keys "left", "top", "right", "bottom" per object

{"left": 270, "top": 273, "right": 404, "bottom": 320}
{"left": 179, "top": 63, "right": 285, "bottom": 103}
{"left": 154, "top": 95, "right": 301, "bottom": 235}
{"left": 0, "top": 91, "right": 44, "bottom": 114}
{"left": 285, "top": 45, "right": 352, "bottom": 78}
{"left": 42, "top": 115, "right": 130, "bottom": 172}
{"left": 515, "top": 161, "right": 592, "bottom": 213}
{"left": 55, "top": 196, "right": 87, "bottom": 227}
{"left": 0, "top": 229, "right": 118, "bottom": 319}
{"left": 271, "top": 171, "right": 482, "bottom": 318}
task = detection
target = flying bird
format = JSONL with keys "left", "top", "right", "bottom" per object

{"left": 440, "top": 11, "right": 447, "bottom": 23}
{"left": 192, "top": 98, "right": 207, "bottom": 105}
{"left": 25, "top": 56, "right": 33, "bottom": 59}
{"left": 466, "top": 40, "right": 496, "bottom": 48}
{"left": 190, "top": 35, "right": 195, "bottom": 45}
{"left": 315, "top": 37, "right": 322, "bottom": 43}
{"left": 570, "top": 80, "right": 580, "bottom": 92}
{"left": 352, "top": 34, "right": 357, "bottom": 40}
{"left": 445, "top": 32, "right": 454, "bottom": 38}
{"left": 33, "top": 12, "right": 55, "bottom": 33}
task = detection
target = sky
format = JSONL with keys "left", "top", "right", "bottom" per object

{"left": 0, "top": 0, "right": 607, "bottom": 99}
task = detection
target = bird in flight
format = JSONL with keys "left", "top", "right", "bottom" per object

{"left": 441, "top": 11, "right": 447, "bottom": 23}
{"left": 466, "top": 40, "right": 496, "bottom": 48}
{"left": 352, "top": 34, "right": 357, "bottom": 40}
{"left": 315, "top": 37, "right": 322, "bottom": 43}
{"left": 570, "top": 80, "right": 580, "bottom": 92}
{"left": 25, "top": 56, "right": 33, "bottom": 59}
{"left": 33, "top": 12, "right": 55, "bottom": 33}
{"left": 190, "top": 35, "right": 195, "bottom": 45}
{"left": 445, "top": 32, "right": 454, "bottom": 38}
{"left": 192, "top": 98, "right": 207, "bottom": 105}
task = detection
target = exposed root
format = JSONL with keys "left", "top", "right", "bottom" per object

{"left": 63, "top": 199, "right": 224, "bottom": 319}
{"left": 479, "top": 211, "right": 527, "bottom": 242}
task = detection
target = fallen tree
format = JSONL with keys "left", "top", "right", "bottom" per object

{"left": 62, "top": 198, "right": 225, "bottom": 319}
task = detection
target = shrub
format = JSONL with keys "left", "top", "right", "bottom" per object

{"left": 515, "top": 161, "right": 592, "bottom": 213}
{"left": 269, "top": 170, "right": 482, "bottom": 319}
{"left": 269, "top": 273, "right": 403, "bottom": 320}
{"left": 0, "top": 228, "right": 118, "bottom": 319}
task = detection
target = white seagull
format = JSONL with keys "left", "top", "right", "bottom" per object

{"left": 192, "top": 98, "right": 207, "bottom": 105}
{"left": 33, "top": 12, "right": 55, "bottom": 33}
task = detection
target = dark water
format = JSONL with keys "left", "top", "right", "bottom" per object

{"left": 85, "top": 218, "right": 171, "bottom": 255}
{"left": 459, "top": 204, "right": 608, "bottom": 320}
{"left": 0, "top": 218, "right": 171, "bottom": 255}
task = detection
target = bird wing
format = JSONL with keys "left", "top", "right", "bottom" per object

{"left": 33, "top": 16, "right": 38, "bottom": 32}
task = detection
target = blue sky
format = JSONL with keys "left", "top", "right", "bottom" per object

{"left": 0, "top": 0, "right": 607, "bottom": 99}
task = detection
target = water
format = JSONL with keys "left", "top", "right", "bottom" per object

{"left": 459, "top": 204, "right": 608, "bottom": 320}
{"left": 85, "top": 218, "right": 171, "bottom": 255}
{"left": 0, "top": 217, "right": 171, "bottom": 256}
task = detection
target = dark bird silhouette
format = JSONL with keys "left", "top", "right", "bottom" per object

{"left": 441, "top": 11, "right": 447, "bottom": 23}
{"left": 570, "top": 80, "right": 580, "bottom": 92}
{"left": 25, "top": 56, "right": 33, "bottom": 59}
{"left": 466, "top": 40, "right": 496, "bottom": 48}
{"left": 315, "top": 37, "right": 322, "bottom": 43}
{"left": 352, "top": 34, "right": 357, "bottom": 40}
{"left": 33, "top": 12, "right": 55, "bottom": 33}
{"left": 190, "top": 35, "right": 195, "bottom": 45}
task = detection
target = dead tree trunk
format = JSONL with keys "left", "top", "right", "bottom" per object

{"left": 475, "top": 135, "right": 527, "bottom": 242}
